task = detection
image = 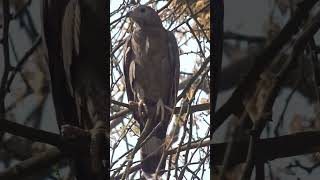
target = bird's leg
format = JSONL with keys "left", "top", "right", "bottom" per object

{"left": 63, "top": 121, "right": 106, "bottom": 179}
{"left": 128, "top": 100, "right": 148, "bottom": 117}
{"left": 156, "top": 99, "right": 165, "bottom": 122}
{"left": 138, "top": 99, "right": 148, "bottom": 119}
{"left": 128, "top": 100, "right": 149, "bottom": 127}
{"left": 128, "top": 101, "right": 137, "bottom": 110}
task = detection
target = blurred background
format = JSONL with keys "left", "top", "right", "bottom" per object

{"left": 214, "top": 0, "right": 320, "bottom": 180}
{"left": 0, "top": 1, "right": 77, "bottom": 179}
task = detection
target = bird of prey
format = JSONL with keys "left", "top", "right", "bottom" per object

{"left": 124, "top": 5, "right": 180, "bottom": 177}
{"left": 41, "top": 0, "right": 107, "bottom": 180}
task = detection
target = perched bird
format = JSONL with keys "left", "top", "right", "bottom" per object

{"left": 41, "top": 0, "right": 107, "bottom": 180}
{"left": 124, "top": 5, "right": 180, "bottom": 178}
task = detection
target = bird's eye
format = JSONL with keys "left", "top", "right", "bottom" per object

{"left": 140, "top": 8, "right": 145, "bottom": 13}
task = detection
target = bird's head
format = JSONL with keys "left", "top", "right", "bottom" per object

{"left": 126, "top": 5, "right": 162, "bottom": 28}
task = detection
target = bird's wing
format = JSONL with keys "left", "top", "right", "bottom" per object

{"left": 61, "top": 0, "right": 81, "bottom": 97}
{"left": 124, "top": 33, "right": 147, "bottom": 127}
{"left": 41, "top": 0, "right": 79, "bottom": 128}
{"left": 123, "top": 35, "right": 135, "bottom": 103}
{"left": 167, "top": 30, "right": 180, "bottom": 108}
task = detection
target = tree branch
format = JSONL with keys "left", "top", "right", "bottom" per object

{"left": 0, "top": 118, "right": 90, "bottom": 155}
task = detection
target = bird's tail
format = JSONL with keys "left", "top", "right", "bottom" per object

{"left": 141, "top": 136, "right": 166, "bottom": 178}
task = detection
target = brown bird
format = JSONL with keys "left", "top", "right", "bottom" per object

{"left": 41, "top": 0, "right": 107, "bottom": 180}
{"left": 124, "top": 5, "right": 180, "bottom": 178}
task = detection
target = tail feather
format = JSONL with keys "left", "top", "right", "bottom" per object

{"left": 141, "top": 136, "right": 165, "bottom": 176}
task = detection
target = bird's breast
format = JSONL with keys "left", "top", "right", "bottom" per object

{"left": 130, "top": 29, "right": 171, "bottom": 100}
{"left": 132, "top": 30, "right": 167, "bottom": 60}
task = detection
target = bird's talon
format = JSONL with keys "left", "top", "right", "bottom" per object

{"left": 137, "top": 100, "right": 148, "bottom": 118}
{"left": 128, "top": 101, "right": 137, "bottom": 109}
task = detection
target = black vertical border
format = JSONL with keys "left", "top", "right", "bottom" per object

{"left": 211, "top": 0, "right": 224, "bottom": 178}
{"left": 106, "top": 0, "right": 111, "bottom": 179}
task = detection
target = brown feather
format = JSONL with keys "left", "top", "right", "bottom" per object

{"left": 123, "top": 5, "right": 180, "bottom": 177}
